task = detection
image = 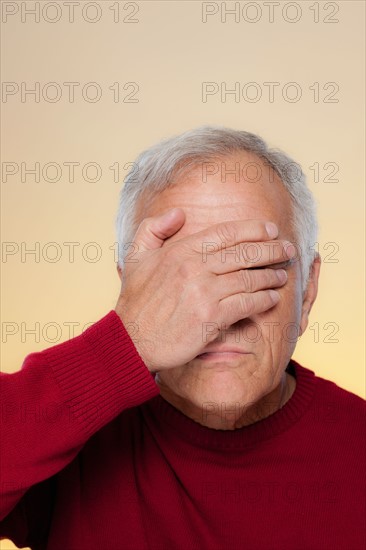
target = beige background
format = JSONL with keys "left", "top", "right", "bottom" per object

{"left": 1, "top": 1, "right": 365, "bottom": 548}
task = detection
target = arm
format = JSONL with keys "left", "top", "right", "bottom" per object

{"left": 0, "top": 311, "right": 159, "bottom": 539}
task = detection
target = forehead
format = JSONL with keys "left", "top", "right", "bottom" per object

{"left": 137, "top": 151, "right": 294, "bottom": 241}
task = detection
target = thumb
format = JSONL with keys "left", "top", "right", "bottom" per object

{"left": 133, "top": 207, "right": 186, "bottom": 253}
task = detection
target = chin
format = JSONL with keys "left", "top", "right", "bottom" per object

{"left": 188, "top": 381, "right": 261, "bottom": 429}
{"left": 184, "top": 368, "right": 262, "bottom": 412}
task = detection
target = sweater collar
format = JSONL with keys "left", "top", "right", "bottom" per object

{"left": 142, "top": 360, "right": 316, "bottom": 450}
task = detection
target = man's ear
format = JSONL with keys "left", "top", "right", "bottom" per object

{"left": 117, "top": 264, "right": 123, "bottom": 281}
{"left": 299, "top": 254, "right": 321, "bottom": 336}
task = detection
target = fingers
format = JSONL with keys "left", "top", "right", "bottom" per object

{"left": 187, "top": 219, "right": 278, "bottom": 254}
{"left": 133, "top": 208, "right": 186, "bottom": 253}
{"left": 207, "top": 239, "right": 296, "bottom": 275}
{"left": 177, "top": 218, "right": 296, "bottom": 273}
{"left": 214, "top": 267, "right": 288, "bottom": 299}
{"left": 219, "top": 289, "right": 280, "bottom": 327}
{"left": 132, "top": 216, "right": 287, "bottom": 268}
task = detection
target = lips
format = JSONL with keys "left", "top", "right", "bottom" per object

{"left": 196, "top": 348, "right": 251, "bottom": 358}
{"left": 194, "top": 351, "right": 252, "bottom": 364}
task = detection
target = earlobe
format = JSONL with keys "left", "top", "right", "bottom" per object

{"left": 299, "top": 254, "right": 321, "bottom": 336}
{"left": 117, "top": 264, "right": 123, "bottom": 281}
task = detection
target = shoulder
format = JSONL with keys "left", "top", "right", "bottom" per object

{"left": 291, "top": 358, "right": 366, "bottom": 426}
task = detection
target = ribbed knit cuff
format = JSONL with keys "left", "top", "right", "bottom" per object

{"left": 42, "top": 311, "right": 160, "bottom": 437}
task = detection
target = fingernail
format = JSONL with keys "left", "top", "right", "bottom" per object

{"left": 276, "top": 269, "right": 287, "bottom": 282}
{"left": 266, "top": 222, "right": 278, "bottom": 239}
{"left": 269, "top": 289, "right": 280, "bottom": 302}
{"left": 284, "top": 242, "right": 297, "bottom": 259}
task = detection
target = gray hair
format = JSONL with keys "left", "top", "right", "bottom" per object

{"left": 115, "top": 125, "right": 318, "bottom": 291}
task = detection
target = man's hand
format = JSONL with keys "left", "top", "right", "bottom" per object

{"left": 115, "top": 208, "right": 293, "bottom": 373}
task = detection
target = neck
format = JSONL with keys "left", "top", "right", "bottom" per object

{"left": 157, "top": 372, "right": 297, "bottom": 430}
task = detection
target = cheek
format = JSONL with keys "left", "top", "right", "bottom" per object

{"left": 253, "top": 274, "right": 303, "bottom": 344}
{"left": 278, "top": 280, "right": 303, "bottom": 322}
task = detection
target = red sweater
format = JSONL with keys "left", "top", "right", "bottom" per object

{"left": 1, "top": 311, "right": 365, "bottom": 550}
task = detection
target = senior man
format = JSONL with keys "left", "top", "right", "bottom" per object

{"left": 1, "top": 127, "right": 365, "bottom": 550}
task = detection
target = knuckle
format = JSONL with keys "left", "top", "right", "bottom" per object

{"left": 138, "top": 216, "right": 153, "bottom": 232}
{"left": 216, "top": 222, "right": 235, "bottom": 246}
{"left": 239, "top": 293, "right": 255, "bottom": 316}
{"left": 240, "top": 269, "right": 254, "bottom": 292}
{"left": 263, "top": 268, "right": 276, "bottom": 286}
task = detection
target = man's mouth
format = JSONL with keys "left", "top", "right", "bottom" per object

{"left": 196, "top": 351, "right": 251, "bottom": 361}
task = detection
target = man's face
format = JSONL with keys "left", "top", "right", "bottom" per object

{"left": 135, "top": 151, "right": 319, "bottom": 424}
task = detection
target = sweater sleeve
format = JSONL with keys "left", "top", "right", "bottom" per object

{"left": 0, "top": 310, "right": 160, "bottom": 529}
